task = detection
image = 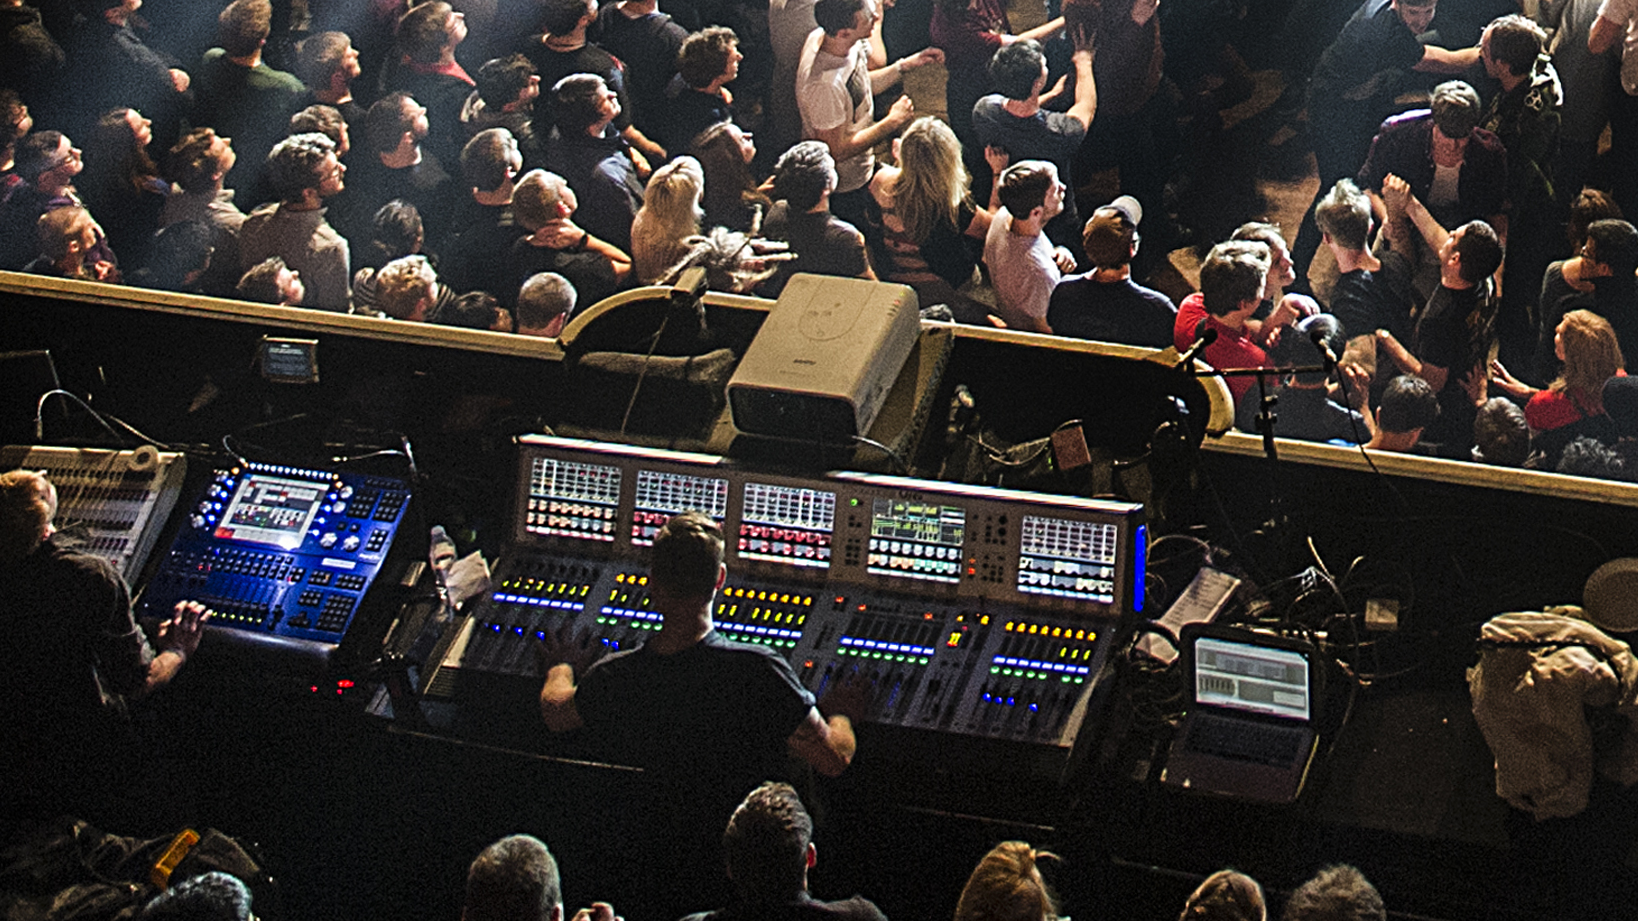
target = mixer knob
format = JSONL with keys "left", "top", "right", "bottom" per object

{"left": 191, "top": 514, "right": 206, "bottom": 529}
{"left": 319, "top": 532, "right": 339, "bottom": 549}
{"left": 341, "top": 535, "right": 361, "bottom": 552}
{"left": 338, "top": 485, "right": 354, "bottom": 499}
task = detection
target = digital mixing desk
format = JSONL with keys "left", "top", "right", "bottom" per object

{"left": 423, "top": 436, "right": 1146, "bottom": 765}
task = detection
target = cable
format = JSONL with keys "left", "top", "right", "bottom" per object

{"left": 618, "top": 313, "right": 671, "bottom": 437}
{"left": 849, "top": 434, "right": 909, "bottom": 474}
{"left": 34, "top": 389, "right": 170, "bottom": 449}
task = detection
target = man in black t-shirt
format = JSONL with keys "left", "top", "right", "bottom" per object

{"left": 759, "top": 141, "right": 872, "bottom": 297}
{"left": 1048, "top": 195, "right": 1177, "bottom": 347}
{"left": 538, "top": 511, "right": 860, "bottom": 920}
{"left": 1314, "top": 178, "right": 1413, "bottom": 366}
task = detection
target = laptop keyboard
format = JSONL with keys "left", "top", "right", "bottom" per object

{"left": 1185, "top": 714, "right": 1305, "bottom": 766}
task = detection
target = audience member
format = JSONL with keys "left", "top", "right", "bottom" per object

{"left": 344, "top": 92, "right": 457, "bottom": 246}
{"left": 544, "top": 74, "right": 645, "bottom": 253}
{"left": 131, "top": 219, "right": 214, "bottom": 293}
{"left": 1536, "top": 218, "right": 1638, "bottom": 376}
{"left": 767, "top": 0, "right": 878, "bottom": 167}
{"left": 373, "top": 254, "right": 444, "bottom": 321}
{"left": 1603, "top": 374, "right": 1638, "bottom": 470}
{"left": 159, "top": 128, "right": 245, "bottom": 296}
{"left": 235, "top": 255, "right": 304, "bottom": 305}
{"left": 694, "top": 122, "right": 771, "bottom": 234}
{"left": 869, "top": 116, "right": 997, "bottom": 322}
{"left": 139, "top": 872, "right": 252, "bottom": 921}
{"left": 386, "top": 1, "right": 476, "bottom": 169}
{"left": 24, "top": 205, "right": 117, "bottom": 280}
{"left": 1282, "top": 865, "right": 1385, "bottom": 921}
{"left": 239, "top": 132, "right": 351, "bottom": 311}
{"left": 192, "top": 0, "right": 307, "bottom": 197}
{"left": 1230, "top": 222, "right": 1320, "bottom": 325}
{"left": 293, "top": 32, "right": 366, "bottom": 130}
{"left": 510, "top": 168, "right": 630, "bottom": 307}
{"left": 663, "top": 26, "right": 742, "bottom": 155}
{"left": 1479, "top": 14, "right": 1560, "bottom": 366}
{"left": 1178, "top": 869, "right": 1265, "bottom": 921}
{"left": 929, "top": 0, "right": 1062, "bottom": 158}
{"left": 463, "top": 54, "right": 544, "bottom": 164}
{"left": 1, "top": 132, "right": 116, "bottom": 271}
{"left": 444, "top": 127, "right": 526, "bottom": 296}
{"left": 1359, "top": 82, "right": 1507, "bottom": 300}
{"left": 441, "top": 290, "right": 512, "bottom": 330}
{"left": 356, "top": 197, "right": 426, "bottom": 272}
{"left": 290, "top": 105, "right": 352, "bottom": 160}
{"left": 971, "top": 41, "right": 1095, "bottom": 256}
{"left": 78, "top": 108, "right": 167, "bottom": 270}
{"left": 1556, "top": 434, "right": 1626, "bottom": 476}
{"left": 1365, "top": 374, "right": 1440, "bottom": 454}
{"left": 515, "top": 271, "right": 577, "bottom": 336}
{"left": 1590, "top": 0, "right": 1638, "bottom": 218}
{"left": 1235, "top": 314, "right": 1371, "bottom": 442}
{"left": 0, "top": 0, "right": 64, "bottom": 112}
{"left": 594, "top": 0, "right": 687, "bottom": 146}
{"left": 1538, "top": 189, "right": 1623, "bottom": 315}
{"left": 761, "top": 141, "right": 872, "bottom": 297}
{"left": 985, "top": 159, "right": 1073, "bottom": 332}
{"left": 797, "top": 0, "right": 942, "bottom": 231}
{"left": 464, "top": 835, "right": 567, "bottom": 921}
{"left": 0, "top": 90, "right": 28, "bottom": 185}
{"left": 1375, "top": 177, "right": 1504, "bottom": 454}
{"left": 1545, "top": 0, "right": 1615, "bottom": 202}
{"left": 1493, "top": 309, "right": 1625, "bottom": 465}
{"left": 1294, "top": 0, "right": 1480, "bottom": 280}
{"left": 678, "top": 782, "right": 888, "bottom": 921}
{"left": 1048, "top": 195, "right": 1176, "bottom": 347}
{"left": 953, "top": 842, "right": 1059, "bottom": 921}
{"left": 60, "top": 0, "right": 190, "bottom": 146}
{"left": 631, "top": 156, "right": 705, "bottom": 284}
{"left": 1472, "top": 396, "right": 1531, "bottom": 466}
{"left": 1175, "top": 240, "right": 1291, "bottom": 406}
{"left": 1315, "top": 178, "right": 1412, "bottom": 359}
{"left": 525, "top": 0, "right": 666, "bottom": 166}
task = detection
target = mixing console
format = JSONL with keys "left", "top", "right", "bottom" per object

{"left": 138, "top": 461, "right": 412, "bottom": 655}
{"left": 423, "top": 436, "right": 1144, "bottom": 750}
{"left": 2, "top": 444, "right": 187, "bottom": 582}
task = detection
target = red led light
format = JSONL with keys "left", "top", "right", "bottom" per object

{"left": 336, "top": 679, "right": 355, "bottom": 688}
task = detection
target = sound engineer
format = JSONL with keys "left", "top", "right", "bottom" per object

{"left": 536, "top": 509, "right": 862, "bottom": 917}
{"left": 0, "top": 469, "right": 210, "bottom": 828}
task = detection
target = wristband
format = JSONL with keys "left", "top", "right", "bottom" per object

{"left": 573, "top": 231, "right": 590, "bottom": 253}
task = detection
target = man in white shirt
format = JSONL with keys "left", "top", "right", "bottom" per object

{"left": 1591, "top": 0, "right": 1638, "bottom": 217}
{"left": 795, "top": 0, "right": 940, "bottom": 229}
{"left": 983, "top": 160, "right": 1076, "bottom": 333}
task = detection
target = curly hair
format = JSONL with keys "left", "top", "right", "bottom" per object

{"left": 1550, "top": 309, "right": 1625, "bottom": 409}
{"left": 266, "top": 132, "right": 336, "bottom": 202}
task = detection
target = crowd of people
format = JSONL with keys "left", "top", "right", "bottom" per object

{"left": 4, "top": 0, "right": 1638, "bottom": 471}
{"left": 113, "top": 786, "right": 1398, "bottom": 921}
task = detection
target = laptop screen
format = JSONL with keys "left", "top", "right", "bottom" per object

{"left": 1193, "top": 636, "right": 1310, "bottom": 720}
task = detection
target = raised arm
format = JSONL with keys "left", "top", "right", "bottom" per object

{"left": 1065, "top": 48, "right": 1097, "bottom": 130}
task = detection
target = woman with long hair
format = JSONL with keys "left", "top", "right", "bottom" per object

{"left": 1493, "top": 309, "right": 1626, "bottom": 464}
{"left": 952, "top": 842, "right": 1060, "bottom": 921}
{"left": 867, "top": 117, "right": 999, "bottom": 319}
{"left": 80, "top": 107, "right": 168, "bottom": 269}
{"left": 693, "top": 123, "right": 770, "bottom": 234}
{"left": 630, "top": 156, "right": 705, "bottom": 284}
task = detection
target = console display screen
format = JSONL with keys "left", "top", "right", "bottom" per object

{"left": 867, "top": 499, "right": 964, "bottom": 583}
{"left": 631, "top": 469, "right": 729, "bottom": 546}
{"left": 738, "top": 482, "right": 835, "bottom": 568}
{"left": 1016, "top": 515, "right": 1119, "bottom": 604}
{"left": 524, "top": 457, "right": 621, "bottom": 542}
{"left": 214, "top": 473, "right": 326, "bottom": 549}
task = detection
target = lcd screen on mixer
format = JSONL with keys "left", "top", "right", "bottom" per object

{"left": 631, "top": 469, "right": 729, "bottom": 546}
{"left": 738, "top": 482, "right": 835, "bottom": 568}
{"left": 1016, "top": 515, "right": 1119, "bottom": 604}
{"left": 214, "top": 474, "right": 325, "bottom": 549}
{"left": 524, "top": 457, "right": 621, "bottom": 542}
{"left": 867, "top": 499, "right": 964, "bottom": 583}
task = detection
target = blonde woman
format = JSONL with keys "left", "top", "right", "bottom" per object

{"left": 868, "top": 117, "right": 1002, "bottom": 316}
{"left": 1493, "top": 309, "right": 1626, "bottom": 463}
{"left": 953, "top": 842, "right": 1059, "bottom": 921}
{"left": 630, "top": 155, "right": 706, "bottom": 284}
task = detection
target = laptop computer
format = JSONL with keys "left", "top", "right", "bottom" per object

{"left": 1160, "top": 623, "right": 1321, "bottom": 805}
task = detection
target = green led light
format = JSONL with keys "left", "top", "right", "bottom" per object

{"left": 990, "top": 666, "right": 1000, "bottom": 674}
